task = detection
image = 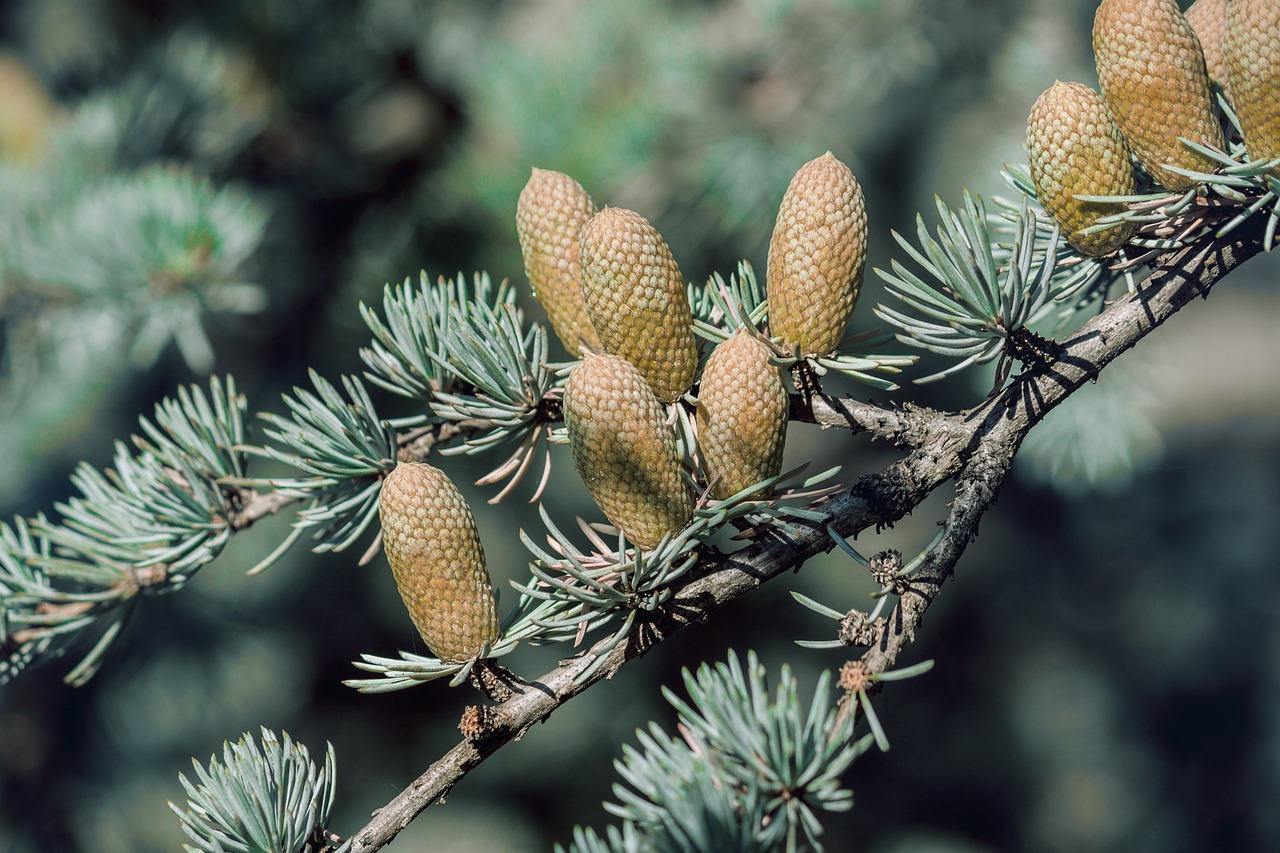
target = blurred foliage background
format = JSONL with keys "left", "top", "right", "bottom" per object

{"left": 1, "top": 0, "right": 1278, "bottom": 851}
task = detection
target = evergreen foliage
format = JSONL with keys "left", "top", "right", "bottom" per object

{"left": 564, "top": 651, "right": 875, "bottom": 853}
{"left": 169, "top": 728, "right": 336, "bottom": 853}
{"left": 3, "top": 3, "right": 1279, "bottom": 852}
{"left": 0, "top": 97, "right": 266, "bottom": 496}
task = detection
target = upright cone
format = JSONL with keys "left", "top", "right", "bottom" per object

{"left": 1026, "top": 81, "right": 1136, "bottom": 256}
{"left": 767, "top": 152, "right": 867, "bottom": 356}
{"left": 1093, "top": 0, "right": 1221, "bottom": 191}
{"left": 578, "top": 207, "right": 698, "bottom": 404}
{"left": 696, "top": 330, "right": 788, "bottom": 500}
{"left": 1186, "top": 0, "right": 1231, "bottom": 98}
{"left": 379, "top": 461, "right": 501, "bottom": 662}
{"left": 1226, "top": 0, "right": 1280, "bottom": 173}
{"left": 516, "top": 168, "right": 601, "bottom": 356}
{"left": 563, "top": 351, "right": 693, "bottom": 550}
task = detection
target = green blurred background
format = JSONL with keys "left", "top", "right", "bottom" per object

{"left": 2, "top": 0, "right": 1279, "bottom": 850}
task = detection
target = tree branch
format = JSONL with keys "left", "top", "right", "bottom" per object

{"left": 847, "top": 218, "right": 1271, "bottom": 703}
{"left": 788, "top": 392, "right": 933, "bottom": 447}
{"left": 339, "top": 219, "right": 1269, "bottom": 851}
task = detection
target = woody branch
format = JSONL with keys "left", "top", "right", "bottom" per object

{"left": 337, "top": 212, "right": 1269, "bottom": 853}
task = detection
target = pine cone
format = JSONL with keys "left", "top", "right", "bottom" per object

{"left": 1026, "top": 81, "right": 1137, "bottom": 256}
{"left": 696, "top": 330, "right": 788, "bottom": 500}
{"left": 1226, "top": 0, "right": 1280, "bottom": 173}
{"left": 578, "top": 207, "right": 698, "bottom": 404}
{"left": 516, "top": 168, "right": 602, "bottom": 356}
{"left": 379, "top": 461, "right": 501, "bottom": 663}
{"left": 563, "top": 351, "right": 693, "bottom": 550}
{"left": 1186, "top": 0, "right": 1230, "bottom": 98}
{"left": 1093, "top": 0, "right": 1222, "bottom": 191}
{"left": 767, "top": 152, "right": 867, "bottom": 356}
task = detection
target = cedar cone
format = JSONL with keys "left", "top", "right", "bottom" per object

{"left": 563, "top": 351, "right": 693, "bottom": 550}
{"left": 577, "top": 207, "right": 698, "bottom": 404}
{"left": 1186, "top": 0, "right": 1231, "bottom": 99}
{"left": 1027, "top": 81, "right": 1137, "bottom": 256}
{"left": 379, "top": 461, "right": 501, "bottom": 663}
{"left": 766, "top": 152, "right": 867, "bottom": 356}
{"left": 1226, "top": 0, "right": 1280, "bottom": 174}
{"left": 516, "top": 168, "right": 602, "bottom": 356}
{"left": 696, "top": 330, "right": 789, "bottom": 500}
{"left": 1093, "top": 0, "right": 1222, "bottom": 191}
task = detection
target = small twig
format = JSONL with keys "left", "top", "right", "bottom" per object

{"left": 228, "top": 489, "right": 296, "bottom": 530}
{"left": 788, "top": 392, "right": 933, "bottom": 447}
{"left": 228, "top": 420, "right": 489, "bottom": 533}
{"left": 395, "top": 420, "right": 484, "bottom": 461}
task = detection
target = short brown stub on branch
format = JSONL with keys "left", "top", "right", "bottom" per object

{"left": 458, "top": 705, "right": 489, "bottom": 742}
{"left": 868, "top": 549, "right": 904, "bottom": 589}
{"left": 839, "top": 660, "right": 872, "bottom": 695}
{"left": 838, "top": 610, "right": 881, "bottom": 648}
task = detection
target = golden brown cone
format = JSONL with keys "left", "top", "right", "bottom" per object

{"left": 1226, "top": 0, "right": 1280, "bottom": 174}
{"left": 563, "top": 351, "right": 693, "bottom": 550}
{"left": 516, "top": 168, "right": 602, "bottom": 356}
{"left": 696, "top": 330, "right": 789, "bottom": 501}
{"left": 379, "top": 461, "right": 501, "bottom": 662}
{"left": 1026, "top": 81, "right": 1137, "bottom": 256}
{"left": 1093, "top": 0, "right": 1222, "bottom": 191}
{"left": 1186, "top": 0, "right": 1231, "bottom": 98}
{"left": 767, "top": 152, "right": 867, "bottom": 356}
{"left": 577, "top": 207, "right": 698, "bottom": 404}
